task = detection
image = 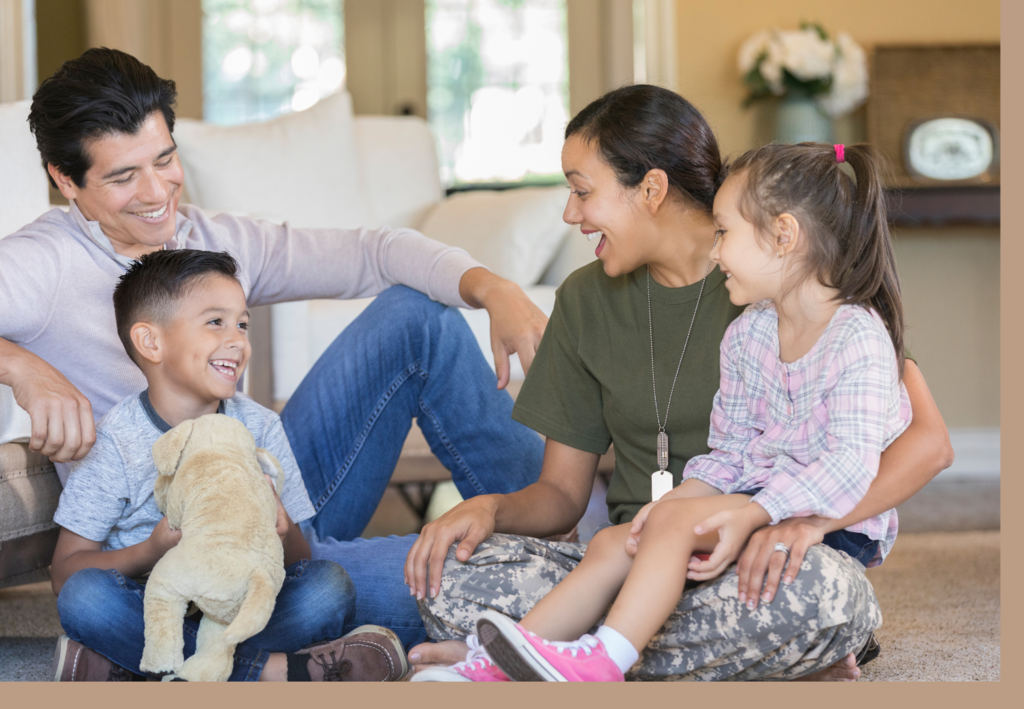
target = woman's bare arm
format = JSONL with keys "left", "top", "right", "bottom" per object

{"left": 829, "top": 360, "right": 954, "bottom": 528}
{"left": 405, "top": 438, "right": 599, "bottom": 600}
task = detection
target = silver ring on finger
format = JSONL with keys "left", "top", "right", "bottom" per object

{"left": 773, "top": 542, "right": 791, "bottom": 556}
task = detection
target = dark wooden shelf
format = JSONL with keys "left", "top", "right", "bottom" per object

{"left": 446, "top": 181, "right": 1000, "bottom": 228}
{"left": 886, "top": 185, "right": 999, "bottom": 228}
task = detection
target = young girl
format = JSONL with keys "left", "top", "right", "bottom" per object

{"left": 464, "top": 142, "right": 911, "bottom": 682}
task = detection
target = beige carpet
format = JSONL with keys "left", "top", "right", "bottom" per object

{"left": 0, "top": 530, "right": 1000, "bottom": 681}
{"left": 861, "top": 530, "right": 1001, "bottom": 681}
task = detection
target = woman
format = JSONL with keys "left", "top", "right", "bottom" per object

{"left": 403, "top": 85, "right": 953, "bottom": 681}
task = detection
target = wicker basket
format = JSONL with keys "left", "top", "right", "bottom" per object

{"left": 867, "top": 44, "right": 999, "bottom": 187}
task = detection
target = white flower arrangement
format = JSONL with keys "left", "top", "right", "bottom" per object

{"left": 738, "top": 23, "right": 868, "bottom": 118}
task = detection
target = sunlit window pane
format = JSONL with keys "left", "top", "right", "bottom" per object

{"left": 203, "top": 0, "right": 345, "bottom": 125}
{"left": 427, "top": 0, "right": 569, "bottom": 186}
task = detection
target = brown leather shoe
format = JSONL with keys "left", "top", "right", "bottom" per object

{"left": 296, "top": 625, "right": 408, "bottom": 681}
{"left": 51, "top": 635, "right": 140, "bottom": 681}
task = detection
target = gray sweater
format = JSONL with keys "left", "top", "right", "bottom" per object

{"left": 0, "top": 202, "right": 481, "bottom": 481}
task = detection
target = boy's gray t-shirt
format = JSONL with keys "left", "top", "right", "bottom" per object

{"left": 54, "top": 391, "right": 316, "bottom": 551}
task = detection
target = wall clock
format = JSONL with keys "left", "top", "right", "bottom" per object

{"left": 867, "top": 45, "right": 999, "bottom": 188}
{"left": 903, "top": 117, "right": 999, "bottom": 184}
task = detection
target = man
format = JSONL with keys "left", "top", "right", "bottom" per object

{"left": 0, "top": 48, "right": 546, "bottom": 658}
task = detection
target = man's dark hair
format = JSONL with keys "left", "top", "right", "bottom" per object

{"left": 28, "top": 47, "right": 177, "bottom": 189}
{"left": 113, "top": 250, "right": 239, "bottom": 366}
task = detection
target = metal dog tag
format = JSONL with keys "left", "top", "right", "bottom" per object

{"left": 651, "top": 470, "right": 673, "bottom": 501}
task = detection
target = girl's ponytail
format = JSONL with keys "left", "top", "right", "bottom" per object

{"left": 838, "top": 144, "right": 905, "bottom": 377}
{"left": 725, "top": 141, "right": 906, "bottom": 377}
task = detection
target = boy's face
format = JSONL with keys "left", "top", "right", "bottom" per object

{"left": 157, "top": 274, "right": 251, "bottom": 402}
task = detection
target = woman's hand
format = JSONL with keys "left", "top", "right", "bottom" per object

{"left": 687, "top": 503, "right": 771, "bottom": 582}
{"left": 405, "top": 494, "right": 499, "bottom": 600}
{"left": 628, "top": 479, "right": 725, "bottom": 556}
{"left": 458, "top": 268, "right": 548, "bottom": 389}
{"left": 625, "top": 500, "right": 659, "bottom": 556}
{"left": 734, "top": 516, "right": 830, "bottom": 609}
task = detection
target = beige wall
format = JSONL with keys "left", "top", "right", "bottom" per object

{"left": 0, "top": 0, "right": 29, "bottom": 102}
{"left": 345, "top": 0, "right": 428, "bottom": 117}
{"left": 36, "top": 0, "right": 87, "bottom": 87}
{"left": 897, "top": 230, "right": 1000, "bottom": 427}
{"left": 84, "top": 0, "right": 203, "bottom": 119}
{"left": 672, "top": 0, "right": 1001, "bottom": 428}
{"left": 674, "top": 0, "right": 1000, "bottom": 157}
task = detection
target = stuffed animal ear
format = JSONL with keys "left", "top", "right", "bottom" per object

{"left": 255, "top": 448, "right": 285, "bottom": 494}
{"left": 152, "top": 419, "right": 197, "bottom": 477}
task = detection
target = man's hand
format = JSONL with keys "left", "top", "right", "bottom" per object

{"left": 405, "top": 494, "right": 499, "bottom": 600}
{"left": 687, "top": 503, "right": 771, "bottom": 582}
{"left": 458, "top": 268, "right": 548, "bottom": 389}
{"left": 2, "top": 342, "right": 95, "bottom": 463}
{"left": 146, "top": 516, "right": 182, "bottom": 561}
{"left": 735, "top": 516, "right": 830, "bottom": 610}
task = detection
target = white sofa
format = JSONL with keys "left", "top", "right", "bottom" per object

{"left": 171, "top": 90, "right": 596, "bottom": 405}
{"left": 1, "top": 91, "right": 598, "bottom": 432}
{"left": 0, "top": 94, "right": 599, "bottom": 584}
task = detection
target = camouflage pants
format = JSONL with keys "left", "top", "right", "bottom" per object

{"left": 417, "top": 533, "right": 882, "bottom": 681}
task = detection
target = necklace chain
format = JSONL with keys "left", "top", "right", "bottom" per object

{"left": 647, "top": 234, "right": 720, "bottom": 436}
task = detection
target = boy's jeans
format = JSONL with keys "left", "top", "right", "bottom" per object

{"left": 57, "top": 560, "right": 354, "bottom": 681}
{"left": 280, "top": 286, "right": 545, "bottom": 649}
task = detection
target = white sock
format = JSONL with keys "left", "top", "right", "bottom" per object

{"left": 595, "top": 625, "right": 640, "bottom": 673}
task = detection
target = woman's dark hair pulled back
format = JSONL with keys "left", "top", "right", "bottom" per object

{"left": 565, "top": 84, "right": 723, "bottom": 213}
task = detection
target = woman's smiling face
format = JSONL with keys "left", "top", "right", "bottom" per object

{"left": 561, "top": 134, "right": 658, "bottom": 279}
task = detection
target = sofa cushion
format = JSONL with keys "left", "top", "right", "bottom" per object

{"left": 172, "top": 91, "right": 373, "bottom": 229}
{"left": 0, "top": 442, "right": 62, "bottom": 585}
{"left": 352, "top": 116, "right": 444, "bottom": 229}
{"left": 417, "top": 186, "right": 572, "bottom": 287}
{"left": 0, "top": 444, "right": 61, "bottom": 544}
{"left": 0, "top": 386, "right": 31, "bottom": 446}
{"left": 0, "top": 100, "right": 51, "bottom": 239}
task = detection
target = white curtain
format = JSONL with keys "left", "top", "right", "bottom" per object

{"left": 0, "top": 0, "right": 35, "bottom": 103}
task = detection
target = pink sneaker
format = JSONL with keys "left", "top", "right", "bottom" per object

{"left": 476, "top": 611, "right": 624, "bottom": 682}
{"left": 409, "top": 635, "right": 510, "bottom": 682}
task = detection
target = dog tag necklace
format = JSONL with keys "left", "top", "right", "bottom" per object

{"left": 646, "top": 234, "right": 718, "bottom": 501}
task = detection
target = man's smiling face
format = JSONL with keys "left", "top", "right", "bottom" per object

{"left": 50, "top": 111, "right": 184, "bottom": 260}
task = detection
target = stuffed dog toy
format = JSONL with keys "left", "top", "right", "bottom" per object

{"left": 139, "top": 414, "right": 286, "bottom": 682}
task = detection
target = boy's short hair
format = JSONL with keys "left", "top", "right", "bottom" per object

{"left": 113, "top": 250, "right": 239, "bottom": 365}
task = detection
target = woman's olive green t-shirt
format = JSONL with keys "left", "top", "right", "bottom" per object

{"left": 512, "top": 261, "right": 744, "bottom": 525}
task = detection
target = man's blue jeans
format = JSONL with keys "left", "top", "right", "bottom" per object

{"left": 281, "top": 286, "right": 545, "bottom": 649}
{"left": 57, "top": 560, "right": 354, "bottom": 681}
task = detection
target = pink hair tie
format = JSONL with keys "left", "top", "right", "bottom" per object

{"left": 834, "top": 144, "right": 846, "bottom": 163}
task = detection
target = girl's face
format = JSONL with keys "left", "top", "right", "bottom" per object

{"left": 710, "top": 173, "right": 782, "bottom": 306}
{"left": 561, "top": 134, "right": 658, "bottom": 278}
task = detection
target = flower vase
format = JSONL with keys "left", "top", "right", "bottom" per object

{"left": 775, "top": 93, "right": 833, "bottom": 144}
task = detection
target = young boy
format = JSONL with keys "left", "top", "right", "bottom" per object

{"left": 49, "top": 249, "right": 407, "bottom": 682}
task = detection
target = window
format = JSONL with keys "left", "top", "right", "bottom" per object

{"left": 426, "top": 0, "right": 569, "bottom": 186}
{"left": 202, "top": 0, "right": 346, "bottom": 125}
